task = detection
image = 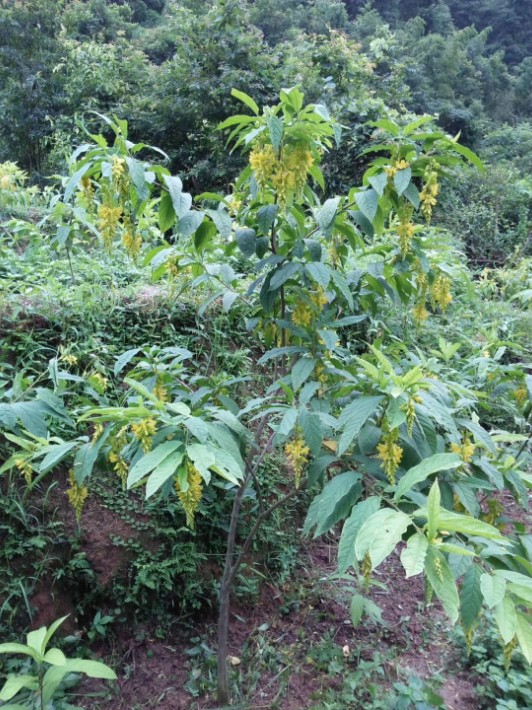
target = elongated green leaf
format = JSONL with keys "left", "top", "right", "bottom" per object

{"left": 127, "top": 441, "right": 183, "bottom": 488}
{"left": 425, "top": 547, "right": 459, "bottom": 623}
{"left": 437, "top": 511, "right": 505, "bottom": 540}
{"left": 516, "top": 613, "right": 532, "bottom": 664}
{"left": 395, "top": 453, "right": 462, "bottom": 501}
{"left": 316, "top": 198, "right": 339, "bottom": 232}
{"left": 0, "top": 643, "right": 38, "bottom": 660}
{"left": 448, "top": 141, "right": 485, "bottom": 172}
{"left": 303, "top": 472, "right": 362, "bottom": 538}
{"left": 292, "top": 359, "right": 316, "bottom": 391}
{"left": 424, "top": 479, "right": 441, "bottom": 542}
{"left": 267, "top": 115, "right": 283, "bottom": 151}
{"left": 38, "top": 442, "right": 78, "bottom": 474}
{"left": 355, "top": 509, "right": 411, "bottom": 570}
{"left": 163, "top": 175, "right": 192, "bottom": 219}
{"left": 494, "top": 596, "right": 517, "bottom": 644}
{"left": 338, "top": 496, "right": 381, "bottom": 573}
{"left": 355, "top": 189, "right": 378, "bottom": 222}
{"left": 146, "top": 450, "right": 184, "bottom": 498}
{"left": 269, "top": 262, "right": 300, "bottom": 290}
{"left": 393, "top": 167, "right": 411, "bottom": 196}
{"left": 480, "top": 573, "right": 506, "bottom": 608}
{"left": 231, "top": 88, "right": 259, "bottom": 115}
{"left": 0, "top": 675, "right": 38, "bottom": 702}
{"left": 460, "top": 565, "right": 483, "bottom": 631}
{"left": 400, "top": 532, "right": 428, "bottom": 578}
{"left": 26, "top": 627, "right": 47, "bottom": 657}
{"left": 337, "top": 396, "right": 383, "bottom": 456}
{"left": 159, "top": 191, "right": 176, "bottom": 231}
{"left": 351, "top": 594, "right": 365, "bottom": 627}
{"left": 114, "top": 348, "right": 141, "bottom": 376}
{"left": 43, "top": 648, "right": 67, "bottom": 666}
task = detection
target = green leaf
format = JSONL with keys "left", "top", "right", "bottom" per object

{"left": 163, "top": 175, "right": 192, "bottom": 219}
{"left": 158, "top": 192, "right": 176, "bottom": 232}
{"left": 0, "top": 643, "right": 39, "bottom": 660}
{"left": 355, "top": 189, "right": 378, "bottom": 223}
{"left": 355, "top": 509, "right": 411, "bottom": 570}
{"left": 337, "top": 396, "right": 383, "bottom": 456}
{"left": 338, "top": 496, "right": 381, "bottom": 573}
{"left": 127, "top": 441, "right": 183, "bottom": 488}
{"left": 305, "top": 262, "right": 331, "bottom": 289}
{"left": 38, "top": 441, "right": 78, "bottom": 474}
{"left": 448, "top": 141, "right": 485, "bottom": 172}
{"left": 267, "top": 115, "right": 283, "bottom": 152}
{"left": 292, "top": 358, "right": 316, "bottom": 391}
{"left": 299, "top": 410, "right": 322, "bottom": 456}
{"left": 269, "top": 262, "right": 300, "bottom": 290}
{"left": 146, "top": 449, "right": 184, "bottom": 498}
{"left": 437, "top": 510, "right": 506, "bottom": 540}
{"left": 507, "top": 583, "right": 532, "bottom": 605}
{"left": 114, "top": 348, "right": 142, "bottom": 376}
{"left": 515, "top": 613, "right": 532, "bottom": 664}
{"left": 186, "top": 443, "right": 215, "bottom": 484}
{"left": 0, "top": 675, "right": 38, "bottom": 702}
{"left": 400, "top": 532, "right": 428, "bottom": 578}
{"left": 394, "top": 453, "right": 462, "bottom": 501}
{"left": 303, "top": 472, "right": 362, "bottom": 538}
{"left": 351, "top": 594, "right": 365, "bottom": 627}
{"left": 425, "top": 547, "right": 459, "bottom": 624}
{"left": 26, "top": 626, "right": 47, "bottom": 657}
{"left": 480, "top": 573, "right": 506, "bottom": 609}
{"left": 43, "top": 648, "right": 67, "bottom": 666}
{"left": 206, "top": 208, "right": 232, "bottom": 239}
{"left": 403, "top": 183, "right": 420, "bottom": 209}
{"left": 368, "top": 172, "right": 387, "bottom": 197}
{"left": 316, "top": 198, "right": 339, "bottom": 232}
{"left": 460, "top": 565, "right": 483, "bottom": 631}
{"left": 42, "top": 616, "right": 69, "bottom": 652}
{"left": 494, "top": 596, "right": 517, "bottom": 644}
{"left": 257, "top": 204, "right": 278, "bottom": 234}
{"left": 231, "top": 88, "right": 259, "bottom": 115}
{"left": 393, "top": 167, "right": 411, "bottom": 196}
{"left": 235, "top": 228, "right": 257, "bottom": 258}
{"left": 177, "top": 210, "right": 205, "bottom": 238}
{"left": 426, "top": 479, "right": 441, "bottom": 542}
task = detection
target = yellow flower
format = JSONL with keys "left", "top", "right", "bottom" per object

{"left": 413, "top": 302, "right": 429, "bottom": 324}
{"left": 292, "top": 300, "right": 314, "bottom": 328}
{"left": 62, "top": 354, "right": 78, "bottom": 367}
{"left": 122, "top": 229, "right": 142, "bottom": 258}
{"left": 431, "top": 274, "right": 453, "bottom": 313}
{"left": 397, "top": 216, "right": 415, "bottom": 258}
{"left": 310, "top": 286, "right": 329, "bottom": 310}
{"left": 131, "top": 418, "right": 157, "bottom": 453}
{"left": 97, "top": 203, "right": 123, "bottom": 250}
{"left": 284, "top": 434, "right": 310, "bottom": 488}
{"left": 153, "top": 379, "right": 169, "bottom": 402}
{"left": 175, "top": 461, "right": 204, "bottom": 529}
{"left": 66, "top": 469, "right": 89, "bottom": 523}
{"left": 514, "top": 385, "right": 528, "bottom": 407}
{"left": 420, "top": 171, "right": 440, "bottom": 222}
{"left": 91, "top": 423, "right": 104, "bottom": 445}
{"left": 15, "top": 458, "right": 33, "bottom": 484}
{"left": 450, "top": 434, "right": 475, "bottom": 463}
{"left": 249, "top": 144, "right": 277, "bottom": 191}
{"left": 108, "top": 425, "right": 129, "bottom": 487}
{"left": 88, "top": 372, "right": 108, "bottom": 394}
{"left": 376, "top": 428, "right": 403, "bottom": 485}
{"left": 111, "top": 155, "right": 126, "bottom": 182}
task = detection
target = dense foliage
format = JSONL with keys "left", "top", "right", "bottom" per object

{"left": 0, "top": 1, "right": 530, "bottom": 708}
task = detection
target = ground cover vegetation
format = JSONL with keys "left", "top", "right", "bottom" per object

{"left": 0, "top": 1, "right": 530, "bottom": 708}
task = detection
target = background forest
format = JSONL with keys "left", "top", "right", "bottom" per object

{"left": 0, "top": 1, "right": 531, "bottom": 709}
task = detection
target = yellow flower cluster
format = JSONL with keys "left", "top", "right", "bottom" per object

{"left": 91, "top": 423, "right": 104, "bottom": 445}
{"left": 292, "top": 300, "right": 314, "bottom": 328}
{"left": 376, "top": 427, "right": 403, "bottom": 484}
{"left": 284, "top": 434, "right": 310, "bottom": 488}
{"left": 402, "top": 398, "right": 416, "bottom": 437}
{"left": 80, "top": 176, "right": 94, "bottom": 210}
{"left": 62, "top": 354, "right": 78, "bottom": 367}
{"left": 413, "top": 302, "right": 429, "bottom": 324}
{"left": 111, "top": 156, "right": 126, "bottom": 181}
{"left": 122, "top": 229, "right": 142, "bottom": 258}
{"left": 97, "top": 203, "right": 122, "bottom": 250}
{"left": 88, "top": 372, "right": 108, "bottom": 394}
{"left": 503, "top": 637, "right": 517, "bottom": 673}
{"left": 131, "top": 418, "right": 157, "bottom": 453}
{"left": 66, "top": 469, "right": 89, "bottom": 523}
{"left": 108, "top": 425, "right": 129, "bottom": 487}
{"left": 482, "top": 497, "right": 504, "bottom": 528}
{"left": 175, "top": 461, "right": 204, "bottom": 529}
{"left": 361, "top": 551, "right": 372, "bottom": 588}
{"left": 450, "top": 434, "right": 475, "bottom": 463}
{"left": 431, "top": 274, "right": 452, "bottom": 312}
{"left": 514, "top": 385, "right": 528, "bottom": 407}
{"left": 397, "top": 215, "right": 415, "bottom": 258}
{"left": 420, "top": 171, "right": 440, "bottom": 222}
{"left": 15, "top": 458, "right": 33, "bottom": 485}
{"left": 249, "top": 143, "right": 314, "bottom": 208}
{"left": 310, "top": 286, "right": 329, "bottom": 310}
{"left": 153, "top": 378, "right": 169, "bottom": 402}
{"left": 384, "top": 159, "right": 410, "bottom": 178}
